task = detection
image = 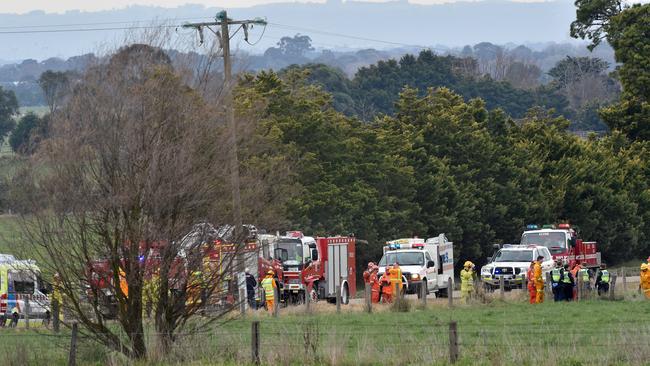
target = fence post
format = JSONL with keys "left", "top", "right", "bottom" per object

{"left": 68, "top": 323, "right": 78, "bottom": 366}
{"left": 52, "top": 298, "right": 60, "bottom": 333}
{"left": 336, "top": 285, "right": 341, "bottom": 314}
{"left": 609, "top": 273, "right": 617, "bottom": 300}
{"left": 499, "top": 276, "right": 505, "bottom": 301}
{"left": 577, "top": 276, "right": 582, "bottom": 301}
{"left": 239, "top": 287, "right": 246, "bottom": 316}
{"left": 448, "top": 321, "right": 459, "bottom": 364}
{"left": 305, "top": 285, "right": 311, "bottom": 314}
{"left": 622, "top": 268, "right": 627, "bottom": 294}
{"left": 448, "top": 279, "right": 454, "bottom": 308}
{"left": 24, "top": 297, "right": 30, "bottom": 329}
{"left": 365, "top": 283, "right": 372, "bottom": 313}
{"left": 251, "top": 321, "right": 260, "bottom": 365}
{"left": 273, "top": 285, "right": 279, "bottom": 318}
{"left": 545, "top": 272, "right": 553, "bottom": 297}
{"left": 421, "top": 281, "right": 427, "bottom": 307}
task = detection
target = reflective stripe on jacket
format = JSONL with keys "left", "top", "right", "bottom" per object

{"left": 261, "top": 277, "right": 276, "bottom": 300}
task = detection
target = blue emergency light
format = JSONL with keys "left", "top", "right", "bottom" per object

{"left": 526, "top": 224, "right": 539, "bottom": 230}
{"left": 388, "top": 243, "right": 400, "bottom": 250}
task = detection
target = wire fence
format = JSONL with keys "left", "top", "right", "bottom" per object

{"left": 1, "top": 316, "right": 649, "bottom": 365}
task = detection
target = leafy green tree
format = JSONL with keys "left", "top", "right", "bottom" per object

{"left": 570, "top": 0, "right": 623, "bottom": 50}
{"left": 571, "top": 2, "right": 650, "bottom": 139}
{"left": 38, "top": 70, "right": 71, "bottom": 113}
{"left": 9, "top": 112, "right": 46, "bottom": 154}
{"left": 0, "top": 86, "right": 18, "bottom": 150}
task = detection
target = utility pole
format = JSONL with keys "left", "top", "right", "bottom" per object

{"left": 183, "top": 11, "right": 266, "bottom": 241}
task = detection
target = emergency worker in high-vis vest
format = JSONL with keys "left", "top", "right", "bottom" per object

{"left": 533, "top": 256, "right": 545, "bottom": 304}
{"left": 550, "top": 260, "right": 562, "bottom": 302}
{"left": 460, "top": 261, "right": 475, "bottom": 302}
{"left": 260, "top": 270, "right": 277, "bottom": 313}
{"left": 595, "top": 264, "right": 610, "bottom": 296}
{"left": 388, "top": 262, "right": 403, "bottom": 297}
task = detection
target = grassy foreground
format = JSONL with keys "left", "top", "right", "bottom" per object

{"left": 0, "top": 297, "right": 648, "bottom": 366}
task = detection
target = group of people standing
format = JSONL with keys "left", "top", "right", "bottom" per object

{"left": 546, "top": 261, "right": 611, "bottom": 302}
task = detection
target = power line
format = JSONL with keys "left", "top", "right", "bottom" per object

{"left": 0, "top": 17, "right": 212, "bottom": 30}
{"left": 0, "top": 25, "right": 181, "bottom": 35}
{"left": 268, "top": 22, "right": 436, "bottom": 50}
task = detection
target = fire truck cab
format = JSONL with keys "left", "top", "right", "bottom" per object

{"left": 273, "top": 231, "right": 317, "bottom": 304}
{"left": 520, "top": 223, "right": 601, "bottom": 268}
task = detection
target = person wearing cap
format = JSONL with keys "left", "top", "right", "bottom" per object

{"left": 595, "top": 263, "right": 610, "bottom": 296}
{"left": 533, "top": 255, "right": 545, "bottom": 303}
{"left": 460, "top": 261, "right": 475, "bottom": 303}
{"left": 550, "top": 260, "right": 563, "bottom": 302}
{"left": 640, "top": 263, "right": 650, "bottom": 299}
{"left": 526, "top": 261, "right": 536, "bottom": 304}
{"left": 260, "top": 270, "right": 277, "bottom": 313}
{"left": 245, "top": 268, "right": 257, "bottom": 310}
{"left": 561, "top": 263, "right": 575, "bottom": 301}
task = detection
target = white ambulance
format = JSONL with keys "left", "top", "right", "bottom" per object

{"left": 377, "top": 234, "right": 454, "bottom": 298}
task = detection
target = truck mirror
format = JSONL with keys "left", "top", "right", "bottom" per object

{"left": 492, "top": 244, "right": 501, "bottom": 250}
{"left": 311, "top": 249, "right": 318, "bottom": 261}
{"left": 427, "top": 260, "right": 435, "bottom": 268}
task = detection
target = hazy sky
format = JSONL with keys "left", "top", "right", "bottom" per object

{"left": 3, "top": 1, "right": 467, "bottom": 14}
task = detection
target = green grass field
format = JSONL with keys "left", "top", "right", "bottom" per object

{"left": 0, "top": 298, "right": 648, "bottom": 365}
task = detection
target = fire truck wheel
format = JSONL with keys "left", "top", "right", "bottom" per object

{"left": 341, "top": 284, "right": 349, "bottom": 305}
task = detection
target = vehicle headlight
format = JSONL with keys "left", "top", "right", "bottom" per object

{"left": 411, "top": 274, "right": 420, "bottom": 280}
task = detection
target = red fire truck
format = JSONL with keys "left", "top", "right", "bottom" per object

{"left": 520, "top": 223, "right": 601, "bottom": 268}
{"left": 302, "top": 236, "right": 356, "bottom": 305}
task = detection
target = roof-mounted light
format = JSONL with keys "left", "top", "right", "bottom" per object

{"left": 526, "top": 224, "right": 539, "bottom": 230}
{"left": 557, "top": 223, "right": 570, "bottom": 229}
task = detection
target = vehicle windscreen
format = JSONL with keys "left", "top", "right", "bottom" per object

{"left": 494, "top": 250, "right": 533, "bottom": 262}
{"left": 379, "top": 252, "right": 424, "bottom": 266}
{"left": 521, "top": 232, "right": 567, "bottom": 254}
{"left": 276, "top": 239, "right": 304, "bottom": 264}
{"left": 8, "top": 271, "right": 35, "bottom": 294}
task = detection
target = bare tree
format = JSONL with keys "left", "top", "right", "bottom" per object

{"left": 14, "top": 44, "right": 246, "bottom": 360}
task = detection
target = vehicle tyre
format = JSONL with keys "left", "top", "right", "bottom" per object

{"left": 342, "top": 283, "right": 350, "bottom": 305}
{"left": 417, "top": 280, "right": 428, "bottom": 299}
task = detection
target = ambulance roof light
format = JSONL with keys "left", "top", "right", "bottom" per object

{"left": 542, "top": 224, "right": 555, "bottom": 229}
{"left": 526, "top": 224, "right": 539, "bottom": 230}
{"left": 557, "top": 223, "right": 570, "bottom": 229}
{"left": 286, "top": 231, "right": 303, "bottom": 238}
{"left": 412, "top": 243, "right": 424, "bottom": 249}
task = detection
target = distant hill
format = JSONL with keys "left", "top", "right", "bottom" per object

{"left": 0, "top": 0, "right": 584, "bottom": 60}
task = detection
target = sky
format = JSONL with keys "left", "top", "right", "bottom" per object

{"left": 3, "top": 0, "right": 416, "bottom": 14}
{"left": 5, "top": 0, "right": 647, "bottom": 14}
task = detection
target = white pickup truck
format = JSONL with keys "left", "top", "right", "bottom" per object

{"left": 480, "top": 244, "right": 555, "bottom": 290}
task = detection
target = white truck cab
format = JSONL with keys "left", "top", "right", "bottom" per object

{"left": 377, "top": 234, "right": 454, "bottom": 298}
{"left": 480, "top": 244, "right": 555, "bottom": 290}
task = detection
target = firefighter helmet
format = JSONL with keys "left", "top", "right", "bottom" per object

{"left": 464, "top": 261, "right": 472, "bottom": 268}
{"left": 267, "top": 270, "right": 274, "bottom": 276}
{"left": 641, "top": 263, "right": 648, "bottom": 271}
